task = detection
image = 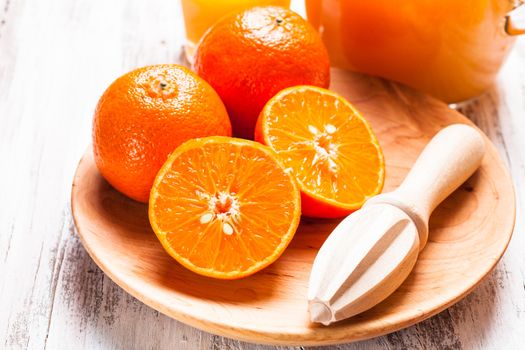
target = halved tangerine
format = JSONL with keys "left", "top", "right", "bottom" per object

{"left": 149, "top": 136, "right": 301, "bottom": 279}
{"left": 255, "top": 86, "right": 385, "bottom": 218}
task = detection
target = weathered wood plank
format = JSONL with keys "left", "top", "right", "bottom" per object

{"left": 0, "top": 0, "right": 524, "bottom": 349}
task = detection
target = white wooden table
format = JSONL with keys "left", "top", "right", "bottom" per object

{"left": 1, "top": 0, "right": 524, "bottom": 349}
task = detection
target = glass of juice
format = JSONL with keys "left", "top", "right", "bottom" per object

{"left": 181, "top": 0, "right": 291, "bottom": 62}
{"left": 305, "top": 0, "right": 525, "bottom": 103}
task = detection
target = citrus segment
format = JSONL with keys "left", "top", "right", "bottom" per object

{"left": 149, "top": 137, "right": 301, "bottom": 279}
{"left": 256, "top": 86, "right": 385, "bottom": 218}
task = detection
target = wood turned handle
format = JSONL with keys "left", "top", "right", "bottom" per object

{"left": 366, "top": 124, "right": 486, "bottom": 249}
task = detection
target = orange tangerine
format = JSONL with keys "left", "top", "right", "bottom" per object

{"left": 256, "top": 86, "right": 385, "bottom": 218}
{"left": 149, "top": 136, "right": 301, "bottom": 279}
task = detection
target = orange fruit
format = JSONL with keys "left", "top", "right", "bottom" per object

{"left": 148, "top": 136, "right": 301, "bottom": 279}
{"left": 255, "top": 86, "right": 385, "bottom": 218}
{"left": 193, "top": 6, "right": 330, "bottom": 139}
{"left": 92, "top": 64, "right": 231, "bottom": 203}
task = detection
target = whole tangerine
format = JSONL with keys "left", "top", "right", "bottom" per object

{"left": 92, "top": 64, "right": 231, "bottom": 202}
{"left": 193, "top": 6, "right": 330, "bottom": 139}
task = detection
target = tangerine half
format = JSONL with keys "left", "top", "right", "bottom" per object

{"left": 256, "top": 86, "right": 385, "bottom": 218}
{"left": 149, "top": 136, "right": 301, "bottom": 279}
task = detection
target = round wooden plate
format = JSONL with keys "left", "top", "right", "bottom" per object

{"left": 71, "top": 69, "right": 515, "bottom": 346}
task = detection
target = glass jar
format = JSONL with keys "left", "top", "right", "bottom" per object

{"left": 306, "top": 0, "right": 525, "bottom": 103}
{"left": 181, "top": 0, "right": 291, "bottom": 61}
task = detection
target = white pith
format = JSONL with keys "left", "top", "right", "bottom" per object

{"left": 309, "top": 123, "right": 338, "bottom": 173}
{"left": 198, "top": 191, "right": 240, "bottom": 236}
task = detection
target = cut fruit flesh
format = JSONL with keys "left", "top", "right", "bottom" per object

{"left": 256, "top": 86, "right": 385, "bottom": 218}
{"left": 149, "top": 136, "right": 301, "bottom": 279}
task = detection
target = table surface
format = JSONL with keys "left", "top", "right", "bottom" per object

{"left": 1, "top": 0, "right": 524, "bottom": 349}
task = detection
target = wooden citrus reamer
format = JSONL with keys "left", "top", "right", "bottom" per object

{"left": 308, "top": 124, "right": 486, "bottom": 325}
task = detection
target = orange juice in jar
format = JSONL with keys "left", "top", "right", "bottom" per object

{"left": 306, "top": 0, "right": 524, "bottom": 103}
{"left": 181, "top": 0, "right": 291, "bottom": 61}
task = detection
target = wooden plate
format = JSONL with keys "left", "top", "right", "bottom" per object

{"left": 71, "top": 69, "right": 515, "bottom": 346}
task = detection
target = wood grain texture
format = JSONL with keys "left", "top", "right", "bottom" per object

{"left": 0, "top": 0, "right": 524, "bottom": 349}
